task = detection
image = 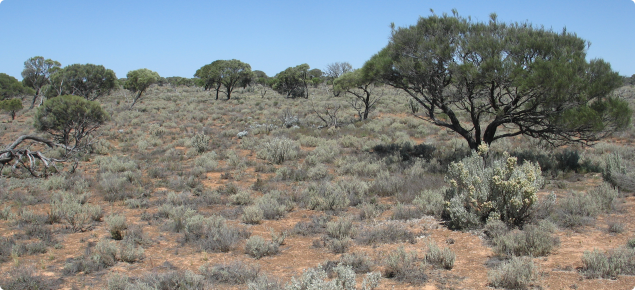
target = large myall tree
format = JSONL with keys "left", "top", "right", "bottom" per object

{"left": 364, "top": 11, "right": 631, "bottom": 150}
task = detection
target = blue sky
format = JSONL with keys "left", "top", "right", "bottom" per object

{"left": 1, "top": 0, "right": 634, "bottom": 80}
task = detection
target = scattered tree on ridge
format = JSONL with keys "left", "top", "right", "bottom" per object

{"left": 194, "top": 59, "right": 253, "bottom": 100}
{"left": 124, "top": 68, "right": 160, "bottom": 108}
{"left": 271, "top": 64, "right": 310, "bottom": 99}
{"left": 334, "top": 69, "right": 383, "bottom": 121}
{"left": 364, "top": 10, "right": 631, "bottom": 150}
{"left": 46, "top": 63, "right": 117, "bottom": 101}
{"left": 0, "top": 98, "right": 23, "bottom": 120}
{"left": 21, "top": 56, "right": 61, "bottom": 108}
{"left": 0, "top": 73, "right": 34, "bottom": 100}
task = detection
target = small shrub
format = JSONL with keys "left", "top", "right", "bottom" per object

{"left": 492, "top": 224, "right": 560, "bottom": 257}
{"left": 191, "top": 133, "right": 210, "bottom": 153}
{"left": 581, "top": 247, "right": 635, "bottom": 278}
{"left": 257, "top": 137, "right": 299, "bottom": 164}
{"left": 245, "top": 235, "right": 279, "bottom": 259}
{"left": 444, "top": 149, "right": 543, "bottom": 229}
{"left": 184, "top": 214, "right": 249, "bottom": 252}
{"left": 383, "top": 246, "right": 427, "bottom": 285}
{"left": 230, "top": 190, "right": 253, "bottom": 205}
{"left": 242, "top": 205, "right": 264, "bottom": 224}
{"left": 286, "top": 265, "right": 381, "bottom": 290}
{"left": 488, "top": 256, "right": 538, "bottom": 289}
{"left": 608, "top": 221, "right": 625, "bottom": 234}
{"left": 3, "top": 267, "right": 50, "bottom": 290}
{"left": 119, "top": 239, "right": 144, "bottom": 263}
{"left": 247, "top": 275, "right": 284, "bottom": 290}
{"left": 107, "top": 273, "right": 129, "bottom": 290}
{"left": 425, "top": 241, "right": 456, "bottom": 270}
{"left": 339, "top": 251, "right": 374, "bottom": 274}
{"left": 105, "top": 214, "right": 127, "bottom": 240}
{"left": 356, "top": 222, "right": 417, "bottom": 245}
{"left": 293, "top": 215, "right": 330, "bottom": 236}
{"left": 256, "top": 192, "right": 290, "bottom": 220}
{"left": 136, "top": 270, "right": 208, "bottom": 289}
{"left": 391, "top": 203, "right": 423, "bottom": 221}
{"left": 200, "top": 261, "right": 260, "bottom": 284}
{"left": 412, "top": 188, "right": 445, "bottom": 217}
{"left": 358, "top": 202, "right": 382, "bottom": 220}
{"left": 302, "top": 182, "right": 349, "bottom": 211}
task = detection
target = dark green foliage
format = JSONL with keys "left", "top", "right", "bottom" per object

{"left": 47, "top": 63, "right": 117, "bottom": 100}
{"left": 21, "top": 56, "right": 61, "bottom": 108}
{"left": 0, "top": 98, "right": 23, "bottom": 120}
{"left": 34, "top": 95, "right": 109, "bottom": 149}
{"left": 372, "top": 143, "right": 436, "bottom": 162}
{"left": 365, "top": 11, "right": 631, "bottom": 150}
{"left": 0, "top": 73, "right": 34, "bottom": 100}
{"left": 125, "top": 68, "right": 160, "bottom": 108}
{"left": 271, "top": 64, "right": 310, "bottom": 98}
{"left": 333, "top": 69, "right": 382, "bottom": 120}
{"left": 194, "top": 59, "right": 253, "bottom": 100}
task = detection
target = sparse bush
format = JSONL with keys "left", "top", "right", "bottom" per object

{"left": 257, "top": 137, "right": 299, "bottom": 164}
{"left": 302, "top": 182, "right": 349, "bottom": 211}
{"left": 3, "top": 267, "right": 50, "bottom": 290}
{"left": 49, "top": 191, "right": 101, "bottom": 232}
{"left": 383, "top": 246, "right": 427, "bottom": 285}
{"left": 339, "top": 251, "right": 375, "bottom": 274}
{"left": 581, "top": 247, "right": 635, "bottom": 279}
{"left": 191, "top": 133, "right": 210, "bottom": 153}
{"left": 425, "top": 241, "right": 455, "bottom": 270}
{"left": 293, "top": 215, "right": 331, "bottom": 236}
{"left": 184, "top": 214, "right": 249, "bottom": 252}
{"left": 356, "top": 222, "right": 417, "bottom": 245}
{"left": 256, "top": 192, "right": 290, "bottom": 220}
{"left": 200, "top": 261, "right": 260, "bottom": 284}
{"left": 247, "top": 275, "right": 284, "bottom": 290}
{"left": 391, "top": 203, "right": 423, "bottom": 221}
{"left": 194, "top": 151, "right": 219, "bottom": 171}
{"left": 243, "top": 205, "right": 264, "bottom": 224}
{"left": 136, "top": 270, "right": 208, "bottom": 290}
{"left": 488, "top": 256, "right": 538, "bottom": 289}
{"left": 358, "top": 202, "right": 382, "bottom": 220}
{"left": 492, "top": 224, "right": 560, "bottom": 257}
{"left": 412, "top": 188, "right": 445, "bottom": 217}
{"left": 119, "top": 238, "right": 144, "bottom": 263}
{"left": 105, "top": 214, "right": 127, "bottom": 240}
{"left": 230, "top": 190, "right": 253, "bottom": 205}
{"left": 245, "top": 235, "right": 279, "bottom": 259}
{"left": 444, "top": 150, "right": 543, "bottom": 229}
{"left": 107, "top": 272, "right": 129, "bottom": 290}
{"left": 286, "top": 264, "right": 381, "bottom": 290}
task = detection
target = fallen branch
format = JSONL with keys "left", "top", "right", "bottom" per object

{"left": 0, "top": 135, "right": 70, "bottom": 177}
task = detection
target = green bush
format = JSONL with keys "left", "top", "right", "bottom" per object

{"left": 49, "top": 191, "right": 102, "bottom": 232}
{"left": 119, "top": 238, "right": 144, "bottom": 263}
{"left": 444, "top": 149, "right": 543, "bottom": 229}
{"left": 0, "top": 98, "right": 23, "bottom": 120}
{"left": 190, "top": 133, "right": 210, "bottom": 153}
{"left": 184, "top": 214, "right": 249, "bottom": 252}
{"left": 34, "top": 94, "right": 109, "bottom": 148}
{"left": 488, "top": 256, "right": 538, "bottom": 289}
{"left": 302, "top": 182, "right": 350, "bottom": 211}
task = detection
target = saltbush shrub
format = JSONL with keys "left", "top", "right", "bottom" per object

{"left": 444, "top": 148, "right": 543, "bottom": 229}
{"left": 257, "top": 137, "right": 299, "bottom": 164}
{"left": 488, "top": 256, "right": 538, "bottom": 289}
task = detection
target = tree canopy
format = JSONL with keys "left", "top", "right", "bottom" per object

{"left": 34, "top": 95, "right": 109, "bottom": 150}
{"left": 0, "top": 98, "right": 23, "bottom": 120}
{"left": 364, "top": 11, "right": 631, "bottom": 149}
{"left": 21, "top": 56, "right": 61, "bottom": 108}
{"left": 334, "top": 70, "right": 382, "bottom": 120}
{"left": 0, "top": 73, "right": 34, "bottom": 100}
{"left": 47, "top": 63, "right": 117, "bottom": 101}
{"left": 194, "top": 59, "right": 253, "bottom": 100}
{"left": 124, "top": 68, "right": 160, "bottom": 108}
{"left": 271, "top": 64, "right": 310, "bottom": 98}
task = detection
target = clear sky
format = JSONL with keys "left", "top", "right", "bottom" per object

{"left": 1, "top": 0, "right": 634, "bottom": 80}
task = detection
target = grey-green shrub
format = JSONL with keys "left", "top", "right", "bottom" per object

{"left": 49, "top": 191, "right": 101, "bottom": 232}
{"left": 412, "top": 188, "right": 445, "bottom": 217}
{"left": 257, "top": 137, "right": 299, "bottom": 164}
{"left": 581, "top": 247, "right": 635, "bottom": 278}
{"left": 286, "top": 265, "right": 381, "bottom": 290}
{"left": 492, "top": 224, "right": 559, "bottom": 257}
{"left": 444, "top": 150, "right": 543, "bottom": 229}
{"left": 191, "top": 133, "right": 210, "bottom": 153}
{"left": 488, "top": 256, "right": 538, "bottom": 289}
{"left": 105, "top": 214, "right": 127, "bottom": 240}
{"left": 194, "top": 151, "right": 219, "bottom": 171}
{"left": 119, "top": 239, "right": 144, "bottom": 263}
{"left": 301, "top": 182, "right": 349, "bottom": 211}
{"left": 242, "top": 205, "right": 264, "bottom": 224}
{"left": 425, "top": 241, "right": 455, "bottom": 270}
{"left": 382, "top": 246, "right": 427, "bottom": 285}
{"left": 245, "top": 235, "right": 279, "bottom": 259}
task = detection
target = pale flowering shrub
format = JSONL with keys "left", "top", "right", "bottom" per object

{"left": 444, "top": 146, "right": 543, "bottom": 229}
